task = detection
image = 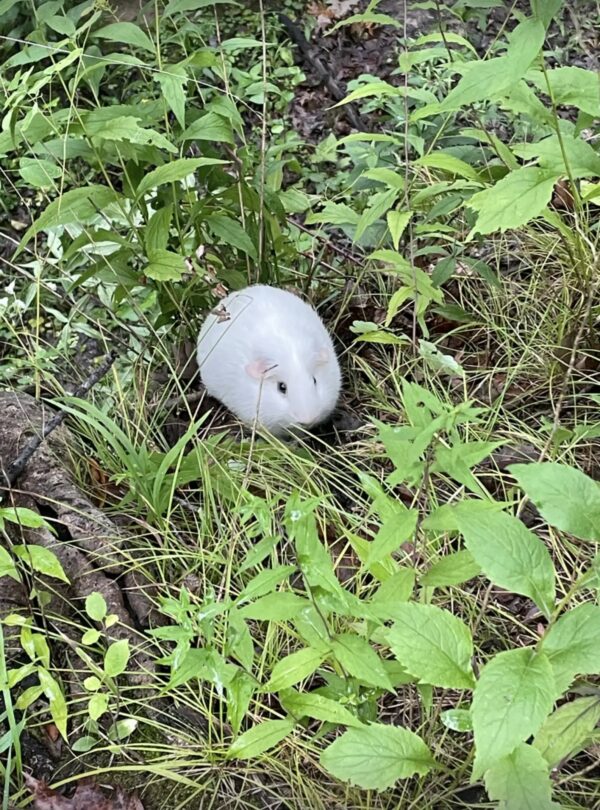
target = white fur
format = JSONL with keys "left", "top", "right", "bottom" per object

{"left": 197, "top": 285, "right": 341, "bottom": 435}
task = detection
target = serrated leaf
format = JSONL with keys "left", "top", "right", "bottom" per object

{"left": 365, "top": 509, "right": 419, "bottom": 567}
{"left": 85, "top": 593, "right": 107, "bottom": 623}
{"left": 456, "top": 507, "right": 556, "bottom": 618}
{"left": 136, "top": 157, "right": 226, "bottom": 198}
{"left": 281, "top": 688, "right": 364, "bottom": 728}
{"left": 331, "top": 634, "right": 393, "bottom": 690}
{"left": 93, "top": 22, "right": 155, "bottom": 54}
{"left": 20, "top": 185, "right": 123, "bottom": 245}
{"left": 238, "top": 592, "right": 311, "bottom": 621}
{"left": 305, "top": 201, "right": 360, "bottom": 226}
{"left": 468, "top": 167, "right": 560, "bottom": 236}
{"left": 13, "top": 545, "right": 69, "bottom": 583}
{"left": 264, "top": 647, "right": 325, "bottom": 692}
{"left": 472, "top": 648, "right": 555, "bottom": 779}
{"left": 206, "top": 215, "right": 257, "bottom": 259}
{"left": 537, "top": 66, "right": 600, "bottom": 117}
{"left": 509, "top": 462, "right": 600, "bottom": 543}
{"left": 104, "top": 639, "right": 130, "bottom": 678}
{"left": 168, "top": 648, "right": 236, "bottom": 691}
{"left": 514, "top": 131, "right": 600, "bottom": 179}
{"left": 145, "top": 249, "right": 185, "bottom": 281}
{"left": 227, "top": 718, "right": 294, "bottom": 760}
{"left": 370, "top": 568, "right": 415, "bottom": 618}
{"left": 320, "top": 724, "right": 435, "bottom": 790}
{"left": 155, "top": 64, "right": 187, "bottom": 128}
{"left": 386, "top": 210, "right": 412, "bottom": 251}
{"left": 1, "top": 507, "right": 52, "bottom": 530}
{"left": 335, "top": 80, "right": 400, "bottom": 106}
{"left": 86, "top": 115, "right": 176, "bottom": 153}
{"left": 363, "top": 168, "right": 405, "bottom": 190}
{"left": 541, "top": 603, "right": 600, "bottom": 693}
{"left": 236, "top": 564, "right": 296, "bottom": 603}
{"left": 181, "top": 111, "right": 234, "bottom": 144}
{"left": 533, "top": 696, "right": 600, "bottom": 768}
{"left": 385, "top": 603, "right": 475, "bottom": 689}
{"left": 421, "top": 550, "right": 481, "bottom": 588}
{"left": 485, "top": 743, "right": 560, "bottom": 810}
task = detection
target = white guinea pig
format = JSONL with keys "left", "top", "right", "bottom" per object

{"left": 196, "top": 285, "right": 341, "bottom": 435}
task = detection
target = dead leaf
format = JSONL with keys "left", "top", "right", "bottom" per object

{"left": 24, "top": 775, "right": 145, "bottom": 810}
{"left": 307, "top": 0, "right": 360, "bottom": 30}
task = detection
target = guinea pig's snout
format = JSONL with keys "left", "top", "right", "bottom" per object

{"left": 293, "top": 411, "right": 314, "bottom": 428}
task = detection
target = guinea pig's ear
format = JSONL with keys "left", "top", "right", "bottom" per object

{"left": 315, "top": 347, "right": 329, "bottom": 366}
{"left": 245, "top": 358, "right": 278, "bottom": 379}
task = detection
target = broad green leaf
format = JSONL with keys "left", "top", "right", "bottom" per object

{"left": 165, "top": 0, "right": 239, "bottom": 13}
{"left": 227, "top": 718, "right": 295, "bottom": 760}
{"left": 370, "top": 568, "right": 416, "bottom": 617}
{"left": 12, "top": 545, "right": 69, "bottom": 583}
{"left": 168, "top": 648, "right": 237, "bottom": 690}
{"left": 38, "top": 669, "right": 68, "bottom": 740}
{"left": 305, "top": 201, "right": 360, "bottom": 226}
{"left": 145, "top": 249, "right": 186, "bottom": 282}
{"left": 236, "top": 564, "right": 296, "bottom": 603}
{"left": 456, "top": 507, "right": 556, "bottom": 618}
{"left": 335, "top": 80, "right": 400, "bottom": 107}
{"left": 533, "top": 696, "right": 600, "bottom": 768}
{"left": 415, "top": 153, "right": 480, "bottom": 182}
{"left": 206, "top": 215, "right": 257, "bottom": 259}
{"left": 264, "top": 647, "right": 325, "bottom": 692}
{"left": 104, "top": 639, "right": 130, "bottom": 678}
{"left": 414, "top": 31, "right": 478, "bottom": 55}
{"left": 363, "top": 168, "right": 405, "bottom": 190}
{"left": 467, "top": 167, "right": 560, "bottom": 236}
{"left": 320, "top": 724, "right": 435, "bottom": 790}
{"left": 331, "top": 634, "right": 393, "bottom": 690}
{"left": 281, "top": 688, "right": 363, "bottom": 728}
{"left": 365, "top": 509, "right": 419, "bottom": 567}
{"left": 85, "top": 593, "right": 107, "bottom": 623}
{"left": 45, "top": 14, "right": 76, "bottom": 37}
{"left": 1, "top": 507, "right": 53, "bottom": 530}
{"left": 18, "top": 157, "right": 61, "bottom": 188}
{"left": 88, "top": 692, "right": 109, "bottom": 721}
{"left": 509, "top": 462, "right": 600, "bottom": 542}
{"left": 514, "top": 132, "right": 600, "bottom": 179}
{"left": 181, "top": 111, "right": 234, "bottom": 144}
{"left": 136, "top": 157, "right": 226, "bottom": 198}
{"left": 155, "top": 64, "right": 187, "bottom": 129}
{"left": 531, "top": 0, "right": 563, "bottom": 27}
{"left": 354, "top": 189, "right": 399, "bottom": 242}
{"left": 472, "top": 648, "right": 555, "bottom": 779}
{"left": 541, "top": 603, "right": 600, "bottom": 693}
{"left": 20, "top": 186, "right": 123, "bottom": 245}
{"left": 226, "top": 671, "right": 255, "bottom": 735}
{"left": 238, "top": 592, "right": 311, "bottom": 621}
{"left": 441, "top": 708, "right": 473, "bottom": 732}
{"left": 385, "top": 603, "right": 475, "bottom": 689}
{"left": 485, "top": 743, "right": 560, "bottom": 810}
{"left": 93, "top": 22, "right": 155, "bottom": 54}
{"left": 145, "top": 205, "right": 172, "bottom": 253}
{"left": 86, "top": 116, "right": 176, "bottom": 153}
{"left": 421, "top": 550, "right": 481, "bottom": 588}
{"left": 386, "top": 210, "right": 412, "bottom": 250}
{"left": 537, "top": 66, "right": 600, "bottom": 117}
{"left": 0, "top": 547, "right": 19, "bottom": 581}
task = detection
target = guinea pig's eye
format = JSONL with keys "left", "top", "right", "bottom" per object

{"left": 277, "top": 381, "right": 287, "bottom": 395}
{"left": 312, "top": 376, "right": 317, "bottom": 386}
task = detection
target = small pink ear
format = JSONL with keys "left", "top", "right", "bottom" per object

{"left": 315, "top": 348, "right": 329, "bottom": 366}
{"left": 245, "top": 359, "right": 277, "bottom": 379}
